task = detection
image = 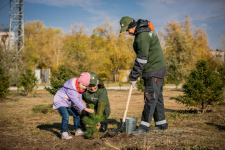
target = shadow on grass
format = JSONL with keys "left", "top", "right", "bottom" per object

{"left": 37, "top": 123, "right": 74, "bottom": 138}
{"left": 165, "top": 108, "right": 198, "bottom": 114}
{"left": 206, "top": 123, "right": 225, "bottom": 131}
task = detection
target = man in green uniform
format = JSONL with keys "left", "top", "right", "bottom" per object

{"left": 119, "top": 16, "right": 168, "bottom": 135}
{"left": 80, "top": 72, "right": 110, "bottom": 132}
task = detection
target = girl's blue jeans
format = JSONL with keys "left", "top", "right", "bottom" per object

{"left": 58, "top": 107, "right": 80, "bottom": 133}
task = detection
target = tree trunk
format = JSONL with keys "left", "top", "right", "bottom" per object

{"left": 201, "top": 102, "right": 204, "bottom": 113}
{"left": 114, "top": 72, "right": 119, "bottom": 82}
{"left": 114, "top": 73, "right": 116, "bottom": 82}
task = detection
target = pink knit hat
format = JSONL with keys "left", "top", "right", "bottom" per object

{"left": 78, "top": 72, "right": 91, "bottom": 85}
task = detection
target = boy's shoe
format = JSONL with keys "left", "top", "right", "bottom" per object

{"left": 75, "top": 128, "right": 87, "bottom": 136}
{"left": 131, "top": 129, "right": 148, "bottom": 136}
{"left": 61, "top": 132, "right": 72, "bottom": 140}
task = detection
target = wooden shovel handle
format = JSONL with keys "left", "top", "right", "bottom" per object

{"left": 122, "top": 84, "right": 133, "bottom": 123}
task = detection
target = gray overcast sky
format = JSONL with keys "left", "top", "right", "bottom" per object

{"left": 0, "top": 0, "right": 225, "bottom": 50}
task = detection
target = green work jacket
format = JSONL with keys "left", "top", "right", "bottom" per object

{"left": 82, "top": 87, "right": 110, "bottom": 119}
{"left": 129, "top": 19, "right": 167, "bottom": 80}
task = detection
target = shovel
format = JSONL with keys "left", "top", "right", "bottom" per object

{"left": 112, "top": 84, "right": 133, "bottom": 136}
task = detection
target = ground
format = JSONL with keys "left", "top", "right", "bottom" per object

{"left": 0, "top": 88, "right": 224, "bottom": 150}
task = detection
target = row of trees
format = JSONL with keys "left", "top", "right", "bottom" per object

{"left": 0, "top": 16, "right": 224, "bottom": 87}
{"left": 21, "top": 19, "right": 135, "bottom": 82}
{"left": 161, "top": 16, "right": 223, "bottom": 84}
{"left": 1, "top": 15, "right": 224, "bottom": 112}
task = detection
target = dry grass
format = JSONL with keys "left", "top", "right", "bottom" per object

{"left": 0, "top": 89, "right": 224, "bottom": 150}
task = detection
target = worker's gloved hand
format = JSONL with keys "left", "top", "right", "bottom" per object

{"left": 129, "top": 81, "right": 137, "bottom": 88}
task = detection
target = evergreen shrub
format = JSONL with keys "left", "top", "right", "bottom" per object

{"left": 17, "top": 69, "right": 38, "bottom": 96}
{"left": 83, "top": 104, "right": 104, "bottom": 139}
{"left": 175, "top": 60, "right": 224, "bottom": 113}
{"left": 45, "top": 65, "right": 72, "bottom": 95}
{"left": 0, "top": 67, "right": 10, "bottom": 99}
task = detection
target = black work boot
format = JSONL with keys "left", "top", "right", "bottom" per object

{"left": 149, "top": 123, "right": 168, "bottom": 131}
{"left": 131, "top": 129, "right": 148, "bottom": 136}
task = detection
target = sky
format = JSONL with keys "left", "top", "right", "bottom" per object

{"left": 0, "top": 0, "right": 225, "bottom": 50}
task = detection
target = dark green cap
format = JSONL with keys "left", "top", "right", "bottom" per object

{"left": 89, "top": 72, "right": 99, "bottom": 85}
{"left": 120, "top": 16, "right": 134, "bottom": 33}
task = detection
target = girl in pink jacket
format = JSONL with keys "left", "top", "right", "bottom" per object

{"left": 53, "top": 72, "right": 94, "bottom": 140}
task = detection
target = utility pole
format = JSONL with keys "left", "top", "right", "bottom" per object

{"left": 8, "top": 0, "right": 24, "bottom": 57}
{"left": 8, "top": 0, "right": 24, "bottom": 84}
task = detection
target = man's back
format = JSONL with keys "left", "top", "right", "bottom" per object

{"left": 133, "top": 30, "right": 166, "bottom": 73}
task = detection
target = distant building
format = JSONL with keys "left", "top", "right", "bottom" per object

{"left": 211, "top": 49, "right": 225, "bottom": 62}
{"left": 0, "top": 32, "right": 14, "bottom": 50}
{"left": 35, "top": 69, "right": 51, "bottom": 84}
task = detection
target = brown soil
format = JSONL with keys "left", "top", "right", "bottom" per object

{"left": 0, "top": 89, "right": 225, "bottom": 150}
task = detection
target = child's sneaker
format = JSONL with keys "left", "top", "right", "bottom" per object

{"left": 61, "top": 132, "right": 72, "bottom": 140}
{"left": 75, "top": 128, "right": 87, "bottom": 136}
